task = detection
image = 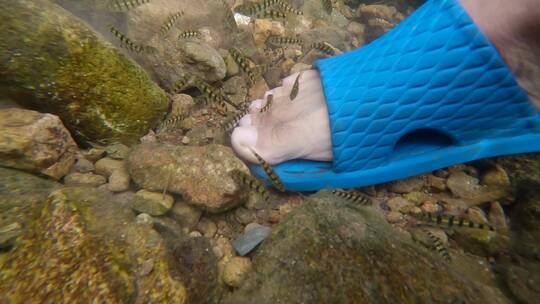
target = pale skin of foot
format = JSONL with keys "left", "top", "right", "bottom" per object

{"left": 232, "top": 0, "right": 540, "bottom": 165}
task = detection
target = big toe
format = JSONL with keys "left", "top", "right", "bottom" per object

{"left": 231, "top": 126, "right": 258, "bottom": 163}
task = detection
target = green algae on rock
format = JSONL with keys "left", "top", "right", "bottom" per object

{"left": 0, "top": 0, "right": 169, "bottom": 146}
{"left": 0, "top": 190, "right": 134, "bottom": 303}
{"left": 0, "top": 167, "right": 61, "bottom": 249}
{"left": 225, "top": 190, "right": 509, "bottom": 304}
{"left": 0, "top": 187, "right": 188, "bottom": 303}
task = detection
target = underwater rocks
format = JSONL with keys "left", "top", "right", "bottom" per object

{"left": 0, "top": 0, "right": 169, "bottom": 146}
{"left": 0, "top": 167, "right": 61, "bottom": 249}
{"left": 178, "top": 41, "right": 227, "bottom": 82}
{"left": 0, "top": 108, "right": 78, "bottom": 180}
{"left": 0, "top": 190, "right": 135, "bottom": 303}
{"left": 127, "top": 143, "right": 250, "bottom": 213}
{"left": 0, "top": 187, "right": 188, "bottom": 303}
{"left": 171, "top": 200, "right": 202, "bottom": 230}
{"left": 225, "top": 190, "right": 508, "bottom": 304}
{"left": 222, "top": 257, "right": 253, "bottom": 288}
{"left": 132, "top": 189, "right": 175, "bottom": 216}
{"left": 447, "top": 171, "right": 510, "bottom": 206}
{"left": 64, "top": 172, "right": 107, "bottom": 187}
{"left": 95, "top": 157, "right": 131, "bottom": 192}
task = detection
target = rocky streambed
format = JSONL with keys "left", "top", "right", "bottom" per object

{"left": 1, "top": 0, "right": 539, "bottom": 303}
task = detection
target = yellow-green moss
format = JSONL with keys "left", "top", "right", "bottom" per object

{"left": 0, "top": 0, "right": 168, "bottom": 145}
{"left": 0, "top": 194, "right": 134, "bottom": 303}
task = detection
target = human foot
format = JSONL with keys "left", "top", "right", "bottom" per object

{"left": 231, "top": 69, "right": 333, "bottom": 164}
{"left": 232, "top": 0, "right": 540, "bottom": 168}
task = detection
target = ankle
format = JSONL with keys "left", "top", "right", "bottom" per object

{"left": 460, "top": 0, "right": 540, "bottom": 109}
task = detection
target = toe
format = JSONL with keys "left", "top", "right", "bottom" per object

{"left": 231, "top": 126, "right": 259, "bottom": 163}
{"left": 249, "top": 99, "right": 263, "bottom": 113}
{"left": 238, "top": 114, "right": 251, "bottom": 127}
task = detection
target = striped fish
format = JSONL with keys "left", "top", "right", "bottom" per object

{"left": 108, "top": 25, "right": 154, "bottom": 53}
{"left": 178, "top": 30, "right": 201, "bottom": 39}
{"left": 191, "top": 77, "right": 240, "bottom": 110}
{"left": 416, "top": 213, "right": 496, "bottom": 231}
{"left": 230, "top": 169, "right": 271, "bottom": 202}
{"left": 159, "top": 12, "right": 184, "bottom": 36}
{"left": 289, "top": 72, "right": 302, "bottom": 101}
{"left": 108, "top": 0, "right": 151, "bottom": 12}
{"left": 234, "top": 0, "right": 281, "bottom": 16}
{"left": 249, "top": 149, "right": 285, "bottom": 192}
{"left": 229, "top": 48, "right": 256, "bottom": 85}
{"left": 266, "top": 36, "right": 304, "bottom": 47}
{"left": 256, "top": 9, "right": 288, "bottom": 19}
{"left": 424, "top": 229, "right": 451, "bottom": 262}
{"left": 222, "top": 106, "right": 250, "bottom": 132}
{"left": 275, "top": 1, "right": 302, "bottom": 15}
{"left": 310, "top": 42, "right": 336, "bottom": 55}
{"left": 331, "top": 189, "right": 372, "bottom": 205}
{"left": 260, "top": 94, "right": 273, "bottom": 113}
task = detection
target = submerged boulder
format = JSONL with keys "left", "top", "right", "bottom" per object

{"left": 0, "top": 167, "right": 61, "bottom": 249}
{"left": 0, "top": 108, "right": 78, "bottom": 180}
{"left": 127, "top": 143, "right": 249, "bottom": 213}
{"left": 226, "top": 191, "right": 508, "bottom": 304}
{"left": 0, "top": 187, "right": 188, "bottom": 303}
{"left": 0, "top": 0, "right": 169, "bottom": 145}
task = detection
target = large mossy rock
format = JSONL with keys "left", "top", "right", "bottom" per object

{"left": 226, "top": 191, "right": 509, "bottom": 304}
{"left": 0, "top": 0, "right": 169, "bottom": 145}
{"left": 0, "top": 167, "right": 61, "bottom": 249}
{"left": 0, "top": 187, "right": 187, "bottom": 303}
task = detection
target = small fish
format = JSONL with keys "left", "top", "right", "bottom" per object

{"left": 234, "top": 0, "right": 280, "bottom": 16}
{"left": 275, "top": 1, "right": 302, "bottom": 15}
{"left": 222, "top": 106, "right": 250, "bottom": 132}
{"left": 159, "top": 12, "right": 184, "bottom": 36}
{"left": 178, "top": 30, "right": 201, "bottom": 39}
{"left": 322, "top": 0, "right": 333, "bottom": 14}
{"left": 310, "top": 42, "right": 336, "bottom": 55}
{"left": 256, "top": 9, "right": 288, "bottom": 19}
{"left": 108, "top": 0, "right": 152, "bottom": 12}
{"left": 289, "top": 72, "right": 302, "bottom": 101}
{"left": 171, "top": 75, "right": 195, "bottom": 93}
{"left": 249, "top": 149, "right": 285, "bottom": 192}
{"left": 230, "top": 169, "right": 270, "bottom": 202}
{"left": 260, "top": 94, "right": 273, "bottom": 113}
{"left": 108, "top": 25, "right": 153, "bottom": 53}
{"left": 266, "top": 36, "right": 304, "bottom": 47}
{"left": 229, "top": 48, "right": 256, "bottom": 85}
{"left": 156, "top": 113, "right": 189, "bottom": 133}
{"left": 424, "top": 229, "right": 451, "bottom": 262}
{"left": 417, "top": 213, "right": 496, "bottom": 231}
{"left": 191, "top": 76, "right": 240, "bottom": 110}
{"left": 331, "top": 189, "right": 372, "bottom": 205}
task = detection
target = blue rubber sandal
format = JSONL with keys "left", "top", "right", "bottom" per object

{"left": 252, "top": 0, "right": 540, "bottom": 191}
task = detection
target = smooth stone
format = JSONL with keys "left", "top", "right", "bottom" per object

{"left": 488, "top": 202, "right": 507, "bottom": 230}
{"left": 386, "top": 197, "right": 414, "bottom": 213}
{"left": 171, "top": 201, "right": 202, "bottom": 229}
{"left": 64, "top": 172, "right": 107, "bottom": 187}
{"left": 135, "top": 213, "right": 154, "bottom": 226}
{"left": 127, "top": 143, "right": 249, "bottom": 213}
{"left": 388, "top": 176, "right": 424, "bottom": 194}
{"left": 95, "top": 157, "right": 126, "bottom": 177}
{"left": 233, "top": 226, "right": 272, "bottom": 256}
{"left": 447, "top": 171, "right": 510, "bottom": 206}
{"left": 132, "top": 190, "right": 174, "bottom": 216}
{"left": 107, "top": 169, "right": 131, "bottom": 192}
{"left": 73, "top": 156, "right": 95, "bottom": 173}
{"left": 222, "top": 257, "right": 252, "bottom": 288}
{"left": 0, "top": 108, "right": 78, "bottom": 180}
{"left": 235, "top": 207, "right": 256, "bottom": 225}
{"left": 105, "top": 143, "right": 130, "bottom": 160}
{"left": 196, "top": 218, "right": 217, "bottom": 238}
